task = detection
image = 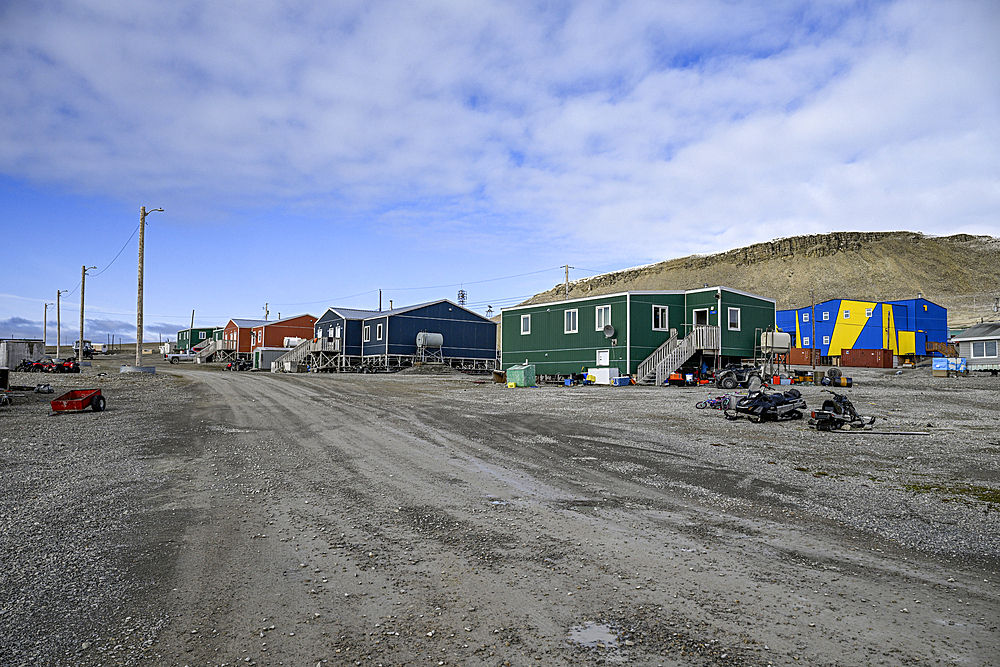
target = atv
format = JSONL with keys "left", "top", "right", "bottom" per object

{"left": 714, "top": 364, "right": 763, "bottom": 390}
{"left": 808, "top": 390, "right": 875, "bottom": 431}
{"left": 725, "top": 384, "right": 806, "bottom": 422}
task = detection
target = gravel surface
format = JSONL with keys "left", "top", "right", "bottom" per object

{"left": 1, "top": 358, "right": 997, "bottom": 666}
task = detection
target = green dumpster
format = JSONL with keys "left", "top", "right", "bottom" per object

{"left": 507, "top": 364, "right": 536, "bottom": 387}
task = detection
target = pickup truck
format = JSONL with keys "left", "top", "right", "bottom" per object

{"left": 164, "top": 351, "right": 197, "bottom": 364}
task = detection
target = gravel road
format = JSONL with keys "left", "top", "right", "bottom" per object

{"left": 2, "top": 357, "right": 998, "bottom": 666}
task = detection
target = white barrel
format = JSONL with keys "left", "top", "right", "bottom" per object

{"left": 761, "top": 331, "right": 792, "bottom": 354}
{"left": 416, "top": 332, "right": 444, "bottom": 348}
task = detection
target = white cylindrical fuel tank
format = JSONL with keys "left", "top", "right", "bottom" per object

{"left": 761, "top": 331, "right": 792, "bottom": 354}
{"left": 416, "top": 332, "right": 444, "bottom": 348}
{"left": 283, "top": 336, "right": 306, "bottom": 348}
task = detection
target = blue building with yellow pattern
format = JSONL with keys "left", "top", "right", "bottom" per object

{"left": 776, "top": 297, "right": 947, "bottom": 357}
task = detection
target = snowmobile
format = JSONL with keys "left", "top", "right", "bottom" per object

{"left": 808, "top": 390, "right": 875, "bottom": 431}
{"left": 724, "top": 384, "right": 806, "bottom": 422}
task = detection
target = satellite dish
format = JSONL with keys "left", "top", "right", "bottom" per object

{"left": 603, "top": 324, "right": 615, "bottom": 338}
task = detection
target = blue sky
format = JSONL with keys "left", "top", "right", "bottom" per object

{"left": 2, "top": 0, "right": 998, "bottom": 343}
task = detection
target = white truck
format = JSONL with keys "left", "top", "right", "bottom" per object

{"left": 164, "top": 350, "right": 197, "bottom": 364}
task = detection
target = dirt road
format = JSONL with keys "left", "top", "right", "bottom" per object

{"left": 3, "top": 364, "right": 998, "bottom": 666}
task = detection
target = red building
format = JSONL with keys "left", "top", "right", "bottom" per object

{"left": 221, "top": 318, "right": 266, "bottom": 358}
{"left": 250, "top": 314, "right": 317, "bottom": 369}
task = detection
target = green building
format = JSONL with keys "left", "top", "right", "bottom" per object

{"left": 176, "top": 327, "right": 217, "bottom": 352}
{"left": 500, "top": 287, "right": 775, "bottom": 384}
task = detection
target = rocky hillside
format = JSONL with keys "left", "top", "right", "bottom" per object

{"left": 525, "top": 232, "right": 1000, "bottom": 329}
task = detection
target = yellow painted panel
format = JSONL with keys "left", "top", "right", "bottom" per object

{"left": 882, "top": 305, "right": 898, "bottom": 353}
{"left": 829, "top": 300, "right": 876, "bottom": 355}
{"left": 898, "top": 331, "right": 916, "bottom": 355}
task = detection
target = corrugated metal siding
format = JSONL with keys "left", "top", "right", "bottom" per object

{"left": 501, "top": 294, "right": 630, "bottom": 374}
{"left": 363, "top": 302, "right": 497, "bottom": 359}
{"left": 714, "top": 289, "right": 776, "bottom": 358}
{"left": 628, "top": 294, "right": 687, "bottom": 371}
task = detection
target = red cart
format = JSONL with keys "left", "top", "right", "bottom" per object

{"left": 51, "top": 388, "right": 106, "bottom": 413}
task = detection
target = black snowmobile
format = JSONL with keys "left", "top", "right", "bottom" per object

{"left": 724, "top": 384, "right": 806, "bottom": 422}
{"left": 808, "top": 390, "right": 875, "bottom": 431}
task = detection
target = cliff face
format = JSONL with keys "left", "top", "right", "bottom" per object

{"left": 525, "top": 232, "right": 1000, "bottom": 328}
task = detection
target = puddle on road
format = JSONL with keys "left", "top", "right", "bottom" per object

{"left": 568, "top": 621, "right": 619, "bottom": 649}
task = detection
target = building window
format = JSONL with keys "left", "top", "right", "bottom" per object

{"left": 972, "top": 341, "right": 998, "bottom": 358}
{"left": 823, "top": 335, "right": 830, "bottom": 345}
{"left": 843, "top": 310, "right": 850, "bottom": 320}
{"left": 823, "top": 311, "right": 830, "bottom": 321}
{"left": 802, "top": 312, "right": 809, "bottom": 323}
{"left": 520, "top": 314, "right": 531, "bottom": 335}
{"left": 199, "top": 332, "right": 207, "bottom": 339}
{"left": 376, "top": 323, "right": 383, "bottom": 340}
{"left": 363, "top": 325, "right": 371, "bottom": 342}
{"left": 866, "top": 308, "right": 873, "bottom": 318}
{"left": 652, "top": 306, "right": 668, "bottom": 331}
{"left": 564, "top": 309, "right": 578, "bottom": 334}
{"left": 803, "top": 337, "right": 811, "bottom": 347}
{"left": 727, "top": 307, "right": 741, "bottom": 331}
{"left": 595, "top": 305, "right": 611, "bottom": 331}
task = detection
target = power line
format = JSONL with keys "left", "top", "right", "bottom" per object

{"left": 269, "top": 267, "right": 564, "bottom": 307}
{"left": 93, "top": 223, "right": 140, "bottom": 277}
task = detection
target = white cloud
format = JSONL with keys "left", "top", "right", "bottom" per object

{"left": 1, "top": 0, "right": 997, "bottom": 264}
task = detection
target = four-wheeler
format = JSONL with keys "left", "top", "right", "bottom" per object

{"left": 808, "top": 390, "right": 875, "bottom": 431}
{"left": 226, "top": 359, "right": 252, "bottom": 371}
{"left": 714, "top": 364, "right": 763, "bottom": 390}
{"left": 725, "top": 384, "right": 806, "bottom": 422}
{"left": 51, "top": 358, "right": 80, "bottom": 373}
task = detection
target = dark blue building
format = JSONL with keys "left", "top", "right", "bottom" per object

{"left": 360, "top": 300, "right": 497, "bottom": 362}
{"left": 314, "top": 307, "right": 381, "bottom": 358}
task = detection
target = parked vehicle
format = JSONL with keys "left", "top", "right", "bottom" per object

{"left": 808, "top": 390, "right": 875, "bottom": 431}
{"left": 725, "top": 384, "right": 806, "bottom": 422}
{"left": 226, "top": 360, "right": 252, "bottom": 371}
{"left": 14, "top": 359, "right": 40, "bottom": 372}
{"left": 714, "top": 364, "right": 763, "bottom": 390}
{"left": 52, "top": 358, "right": 80, "bottom": 373}
{"left": 73, "top": 340, "right": 95, "bottom": 359}
{"left": 165, "top": 351, "right": 197, "bottom": 364}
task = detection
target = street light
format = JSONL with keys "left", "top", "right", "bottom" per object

{"left": 79, "top": 266, "right": 97, "bottom": 363}
{"left": 43, "top": 302, "right": 53, "bottom": 350}
{"left": 136, "top": 206, "right": 163, "bottom": 368}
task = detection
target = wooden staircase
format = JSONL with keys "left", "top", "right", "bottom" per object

{"left": 637, "top": 326, "right": 720, "bottom": 385}
{"left": 272, "top": 338, "right": 341, "bottom": 370}
{"left": 194, "top": 339, "right": 220, "bottom": 362}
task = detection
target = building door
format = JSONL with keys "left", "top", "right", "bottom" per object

{"left": 694, "top": 309, "right": 709, "bottom": 327}
{"left": 596, "top": 349, "right": 610, "bottom": 366}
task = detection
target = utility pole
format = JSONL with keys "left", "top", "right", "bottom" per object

{"left": 43, "top": 302, "right": 53, "bottom": 350}
{"left": 263, "top": 303, "right": 269, "bottom": 321}
{"left": 136, "top": 206, "right": 164, "bottom": 368}
{"left": 190, "top": 309, "right": 195, "bottom": 330}
{"left": 79, "top": 265, "right": 96, "bottom": 363}
{"left": 562, "top": 265, "right": 573, "bottom": 296}
{"left": 810, "top": 289, "right": 816, "bottom": 370}
{"left": 56, "top": 289, "right": 67, "bottom": 358}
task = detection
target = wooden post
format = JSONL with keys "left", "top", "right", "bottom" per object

{"left": 136, "top": 207, "right": 146, "bottom": 367}
{"left": 136, "top": 206, "right": 162, "bottom": 367}
{"left": 79, "top": 265, "right": 86, "bottom": 363}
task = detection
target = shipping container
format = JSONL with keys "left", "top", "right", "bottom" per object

{"left": 840, "top": 348, "right": 894, "bottom": 368}
{"left": 787, "top": 347, "right": 820, "bottom": 365}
